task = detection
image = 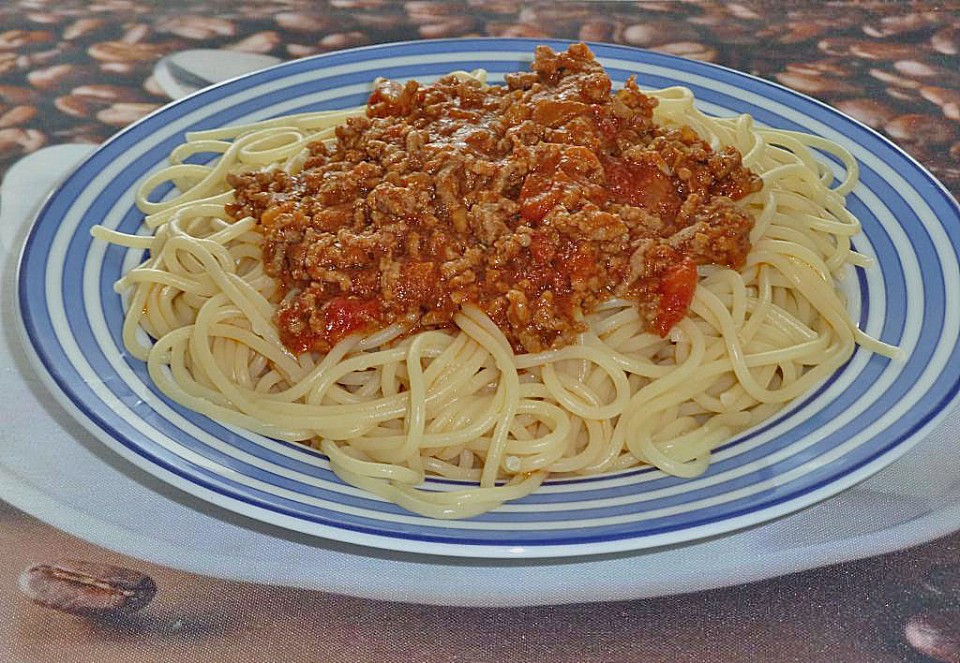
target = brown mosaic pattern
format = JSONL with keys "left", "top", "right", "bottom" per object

{"left": 0, "top": 0, "right": 957, "bottom": 195}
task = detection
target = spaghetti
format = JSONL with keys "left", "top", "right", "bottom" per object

{"left": 93, "top": 45, "right": 897, "bottom": 519}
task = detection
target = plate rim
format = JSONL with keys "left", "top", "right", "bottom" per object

{"left": 15, "top": 37, "right": 960, "bottom": 559}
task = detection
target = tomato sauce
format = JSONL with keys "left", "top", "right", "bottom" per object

{"left": 228, "top": 43, "right": 762, "bottom": 354}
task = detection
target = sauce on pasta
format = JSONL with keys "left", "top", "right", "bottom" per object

{"left": 227, "top": 44, "right": 761, "bottom": 355}
{"left": 94, "top": 43, "right": 899, "bottom": 519}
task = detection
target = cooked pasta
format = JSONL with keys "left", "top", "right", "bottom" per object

{"left": 93, "top": 45, "right": 897, "bottom": 519}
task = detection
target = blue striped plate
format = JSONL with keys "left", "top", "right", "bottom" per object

{"left": 16, "top": 39, "right": 960, "bottom": 558}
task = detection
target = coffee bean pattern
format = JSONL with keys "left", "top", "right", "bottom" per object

{"left": 0, "top": 0, "right": 956, "bottom": 193}
{"left": 887, "top": 564, "right": 960, "bottom": 662}
{"left": 18, "top": 559, "right": 157, "bottom": 618}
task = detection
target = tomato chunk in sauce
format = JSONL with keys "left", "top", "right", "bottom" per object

{"left": 228, "top": 43, "right": 762, "bottom": 354}
{"left": 654, "top": 258, "right": 698, "bottom": 338}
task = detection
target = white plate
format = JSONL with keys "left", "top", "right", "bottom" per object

{"left": 15, "top": 39, "right": 960, "bottom": 558}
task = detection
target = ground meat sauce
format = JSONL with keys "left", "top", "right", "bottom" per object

{"left": 227, "top": 44, "right": 762, "bottom": 355}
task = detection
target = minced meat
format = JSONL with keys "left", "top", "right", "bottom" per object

{"left": 227, "top": 43, "right": 762, "bottom": 354}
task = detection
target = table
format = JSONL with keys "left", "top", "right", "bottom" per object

{"left": 1, "top": 2, "right": 958, "bottom": 661}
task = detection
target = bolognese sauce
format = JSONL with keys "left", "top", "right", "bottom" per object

{"left": 228, "top": 43, "right": 762, "bottom": 354}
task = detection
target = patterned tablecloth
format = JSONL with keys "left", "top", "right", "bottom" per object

{"left": 1, "top": 2, "right": 958, "bottom": 662}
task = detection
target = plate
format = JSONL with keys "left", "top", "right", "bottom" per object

{"left": 16, "top": 39, "right": 960, "bottom": 559}
{"left": 4, "top": 145, "right": 960, "bottom": 608}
